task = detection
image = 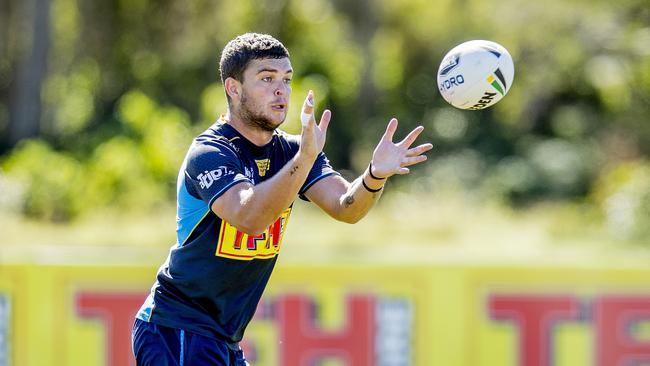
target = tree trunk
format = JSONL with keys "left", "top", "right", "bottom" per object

{"left": 8, "top": 0, "right": 49, "bottom": 146}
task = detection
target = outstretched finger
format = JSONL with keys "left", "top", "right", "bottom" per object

{"left": 401, "top": 155, "right": 428, "bottom": 167}
{"left": 301, "top": 90, "right": 315, "bottom": 127}
{"left": 382, "top": 118, "right": 398, "bottom": 142}
{"left": 396, "top": 167, "right": 410, "bottom": 175}
{"left": 398, "top": 125, "right": 425, "bottom": 148}
{"left": 406, "top": 143, "right": 434, "bottom": 157}
{"left": 318, "top": 109, "right": 332, "bottom": 135}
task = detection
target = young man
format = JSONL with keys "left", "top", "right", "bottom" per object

{"left": 132, "top": 33, "right": 432, "bottom": 365}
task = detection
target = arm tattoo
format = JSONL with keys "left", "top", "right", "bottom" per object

{"left": 344, "top": 194, "right": 355, "bottom": 208}
{"left": 289, "top": 165, "right": 299, "bottom": 176}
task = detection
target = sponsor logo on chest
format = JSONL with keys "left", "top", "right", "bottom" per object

{"left": 216, "top": 207, "right": 292, "bottom": 260}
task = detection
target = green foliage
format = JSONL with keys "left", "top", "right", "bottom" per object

{"left": 0, "top": 0, "right": 649, "bottom": 242}
{"left": 2, "top": 140, "right": 84, "bottom": 221}
{"left": 592, "top": 161, "right": 650, "bottom": 240}
{"left": 1, "top": 90, "right": 195, "bottom": 219}
{"left": 83, "top": 136, "right": 165, "bottom": 211}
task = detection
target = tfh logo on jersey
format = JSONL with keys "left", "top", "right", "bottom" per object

{"left": 197, "top": 167, "right": 234, "bottom": 189}
{"left": 216, "top": 207, "right": 292, "bottom": 260}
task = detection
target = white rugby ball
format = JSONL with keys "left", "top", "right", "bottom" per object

{"left": 437, "top": 40, "right": 514, "bottom": 110}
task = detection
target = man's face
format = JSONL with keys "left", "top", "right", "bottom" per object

{"left": 236, "top": 57, "right": 293, "bottom": 131}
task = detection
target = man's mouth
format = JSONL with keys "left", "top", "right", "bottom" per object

{"left": 271, "top": 103, "right": 286, "bottom": 111}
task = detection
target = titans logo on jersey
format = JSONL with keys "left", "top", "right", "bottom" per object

{"left": 136, "top": 120, "right": 338, "bottom": 345}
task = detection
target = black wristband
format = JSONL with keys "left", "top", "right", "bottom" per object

{"left": 368, "top": 162, "right": 386, "bottom": 180}
{"left": 362, "top": 177, "right": 383, "bottom": 193}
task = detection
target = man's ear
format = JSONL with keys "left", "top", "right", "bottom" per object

{"left": 224, "top": 77, "right": 241, "bottom": 101}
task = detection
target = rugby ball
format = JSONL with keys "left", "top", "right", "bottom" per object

{"left": 437, "top": 40, "right": 514, "bottom": 110}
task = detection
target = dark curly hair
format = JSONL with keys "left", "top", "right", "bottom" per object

{"left": 219, "top": 33, "right": 290, "bottom": 86}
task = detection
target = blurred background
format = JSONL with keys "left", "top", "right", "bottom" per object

{"left": 1, "top": 0, "right": 650, "bottom": 365}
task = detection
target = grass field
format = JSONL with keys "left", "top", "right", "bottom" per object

{"left": 1, "top": 192, "right": 649, "bottom": 266}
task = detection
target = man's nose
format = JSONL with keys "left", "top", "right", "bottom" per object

{"left": 274, "top": 82, "right": 289, "bottom": 96}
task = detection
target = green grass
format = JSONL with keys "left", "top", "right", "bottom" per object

{"left": 283, "top": 195, "right": 650, "bottom": 266}
{"left": 1, "top": 193, "right": 649, "bottom": 266}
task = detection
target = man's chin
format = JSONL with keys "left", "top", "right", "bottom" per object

{"left": 267, "top": 113, "right": 287, "bottom": 129}
{"left": 251, "top": 116, "right": 284, "bottom": 132}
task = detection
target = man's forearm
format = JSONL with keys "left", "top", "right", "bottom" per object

{"left": 233, "top": 151, "right": 316, "bottom": 234}
{"left": 334, "top": 166, "right": 386, "bottom": 224}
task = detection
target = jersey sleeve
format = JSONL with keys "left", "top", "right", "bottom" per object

{"left": 298, "top": 151, "right": 340, "bottom": 201}
{"left": 184, "top": 142, "right": 252, "bottom": 207}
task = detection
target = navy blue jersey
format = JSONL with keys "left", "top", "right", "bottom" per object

{"left": 136, "top": 120, "right": 337, "bottom": 345}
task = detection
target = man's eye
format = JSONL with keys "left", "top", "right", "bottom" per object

{"left": 262, "top": 77, "right": 272, "bottom": 82}
{"left": 284, "top": 79, "right": 292, "bottom": 85}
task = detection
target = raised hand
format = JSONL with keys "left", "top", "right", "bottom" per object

{"left": 370, "top": 118, "right": 433, "bottom": 178}
{"left": 299, "top": 90, "right": 331, "bottom": 160}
